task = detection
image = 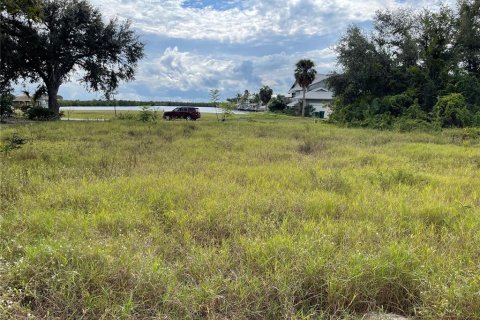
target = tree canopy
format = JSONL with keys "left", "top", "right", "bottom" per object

{"left": 327, "top": 0, "right": 480, "bottom": 128}
{"left": 259, "top": 85, "right": 273, "bottom": 106}
{"left": 0, "top": 0, "right": 43, "bottom": 19}
{"left": 1, "top": 0, "right": 144, "bottom": 117}
{"left": 267, "top": 95, "right": 287, "bottom": 113}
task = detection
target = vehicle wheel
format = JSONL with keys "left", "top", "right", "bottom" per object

{"left": 186, "top": 116, "right": 192, "bottom": 121}
{"left": 165, "top": 115, "right": 171, "bottom": 120}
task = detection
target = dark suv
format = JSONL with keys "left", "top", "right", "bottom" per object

{"left": 163, "top": 107, "right": 201, "bottom": 121}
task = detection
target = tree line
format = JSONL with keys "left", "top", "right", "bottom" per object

{"left": 327, "top": 0, "right": 480, "bottom": 129}
{"left": 59, "top": 100, "right": 215, "bottom": 107}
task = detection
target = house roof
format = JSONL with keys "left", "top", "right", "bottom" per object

{"left": 13, "top": 95, "right": 31, "bottom": 102}
{"left": 305, "top": 89, "right": 333, "bottom": 100}
{"left": 288, "top": 74, "right": 330, "bottom": 93}
{"left": 13, "top": 94, "right": 62, "bottom": 101}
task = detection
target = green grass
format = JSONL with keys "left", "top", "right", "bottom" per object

{"left": 1, "top": 114, "right": 479, "bottom": 319}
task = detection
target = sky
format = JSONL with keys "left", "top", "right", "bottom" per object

{"left": 20, "top": 0, "right": 454, "bottom": 102}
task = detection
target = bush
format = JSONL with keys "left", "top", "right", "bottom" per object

{"left": 138, "top": 106, "right": 157, "bottom": 122}
{"left": 219, "top": 102, "right": 234, "bottom": 121}
{"left": 473, "top": 112, "right": 480, "bottom": 127}
{"left": 288, "top": 102, "right": 315, "bottom": 117}
{"left": 328, "top": 100, "right": 365, "bottom": 125}
{"left": 0, "top": 133, "right": 27, "bottom": 153}
{"left": 25, "top": 107, "right": 61, "bottom": 120}
{"left": 363, "top": 113, "right": 394, "bottom": 130}
{"left": 381, "top": 92, "right": 415, "bottom": 117}
{"left": 304, "top": 104, "right": 315, "bottom": 117}
{"left": 433, "top": 93, "right": 469, "bottom": 128}
{"left": 268, "top": 96, "right": 287, "bottom": 112}
{"left": 402, "top": 99, "right": 428, "bottom": 120}
{"left": 0, "top": 91, "right": 15, "bottom": 120}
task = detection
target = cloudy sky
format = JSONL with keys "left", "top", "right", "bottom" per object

{"left": 32, "top": 0, "right": 454, "bottom": 101}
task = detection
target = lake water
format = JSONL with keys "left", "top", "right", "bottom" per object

{"left": 60, "top": 106, "right": 246, "bottom": 114}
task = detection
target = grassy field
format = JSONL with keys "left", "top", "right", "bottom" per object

{"left": 1, "top": 114, "right": 479, "bottom": 319}
{"left": 61, "top": 110, "right": 133, "bottom": 120}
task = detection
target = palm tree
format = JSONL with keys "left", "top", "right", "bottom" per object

{"left": 294, "top": 59, "right": 316, "bottom": 117}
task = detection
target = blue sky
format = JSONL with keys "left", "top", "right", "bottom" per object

{"left": 19, "top": 0, "right": 453, "bottom": 102}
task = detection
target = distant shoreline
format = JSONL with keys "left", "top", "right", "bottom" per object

{"left": 59, "top": 100, "right": 214, "bottom": 108}
{"left": 60, "top": 106, "right": 246, "bottom": 114}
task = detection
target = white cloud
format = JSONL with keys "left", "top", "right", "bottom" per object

{"left": 137, "top": 46, "right": 237, "bottom": 90}
{"left": 112, "top": 46, "right": 338, "bottom": 101}
{"left": 90, "top": 0, "right": 413, "bottom": 43}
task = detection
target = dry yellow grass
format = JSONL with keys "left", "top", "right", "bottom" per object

{"left": 1, "top": 114, "right": 479, "bottom": 319}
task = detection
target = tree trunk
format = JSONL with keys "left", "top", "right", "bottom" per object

{"left": 302, "top": 88, "right": 306, "bottom": 117}
{"left": 47, "top": 82, "right": 61, "bottom": 119}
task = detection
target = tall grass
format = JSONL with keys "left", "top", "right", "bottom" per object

{"left": 1, "top": 115, "right": 479, "bottom": 319}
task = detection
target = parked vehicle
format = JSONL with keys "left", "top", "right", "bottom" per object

{"left": 163, "top": 107, "right": 201, "bottom": 120}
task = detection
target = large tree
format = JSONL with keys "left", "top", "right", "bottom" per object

{"left": 294, "top": 59, "right": 316, "bottom": 117}
{"left": 1, "top": 0, "right": 144, "bottom": 117}
{"left": 259, "top": 85, "right": 273, "bottom": 110}
{"left": 456, "top": 0, "right": 480, "bottom": 75}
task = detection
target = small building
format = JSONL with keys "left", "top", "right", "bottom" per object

{"left": 287, "top": 74, "right": 334, "bottom": 118}
{"left": 13, "top": 94, "right": 63, "bottom": 110}
{"left": 13, "top": 95, "right": 35, "bottom": 109}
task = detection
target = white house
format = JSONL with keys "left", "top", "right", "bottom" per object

{"left": 13, "top": 94, "right": 63, "bottom": 110}
{"left": 287, "top": 74, "right": 334, "bottom": 118}
{"left": 13, "top": 94, "right": 48, "bottom": 109}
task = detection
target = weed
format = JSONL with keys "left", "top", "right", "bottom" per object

{"left": 0, "top": 133, "right": 27, "bottom": 154}
{"left": 183, "top": 123, "right": 197, "bottom": 137}
{"left": 298, "top": 137, "right": 326, "bottom": 155}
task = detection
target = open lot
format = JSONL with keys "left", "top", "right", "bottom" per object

{"left": 1, "top": 114, "right": 479, "bottom": 319}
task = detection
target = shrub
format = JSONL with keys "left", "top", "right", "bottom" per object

{"left": 0, "top": 133, "right": 27, "bottom": 153}
{"left": 0, "top": 91, "right": 15, "bottom": 120}
{"left": 381, "top": 92, "right": 415, "bottom": 117}
{"left": 328, "top": 101, "right": 365, "bottom": 125}
{"left": 138, "top": 106, "right": 157, "bottom": 122}
{"left": 472, "top": 111, "right": 480, "bottom": 127}
{"left": 403, "top": 99, "right": 428, "bottom": 120}
{"left": 304, "top": 104, "right": 315, "bottom": 117}
{"left": 268, "top": 96, "right": 287, "bottom": 112}
{"left": 433, "top": 93, "right": 469, "bottom": 128}
{"left": 291, "top": 102, "right": 315, "bottom": 117}
{"left": 363, "top": 113, "right": 394, "bottom": 130}
{"left": 219, "top": 102, "right": 234, "bottom": 121}
{"left": 25, "top": 107, "right": 60, "bottom": 120}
